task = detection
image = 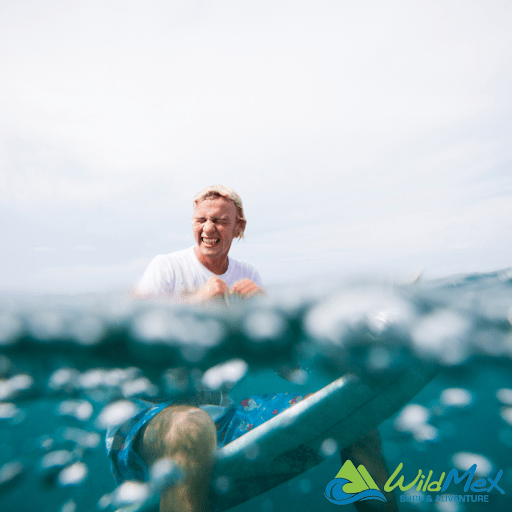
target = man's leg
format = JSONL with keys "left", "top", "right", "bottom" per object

{"left": 139, "top": 405, "right": 217, "bottom": 512}
{"left": 341, "top": 429, "right": 398, "bottom": 512}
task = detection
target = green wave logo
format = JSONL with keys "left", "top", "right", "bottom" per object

{"left": 325, "top": 460, "right": 387, "bottom": 505}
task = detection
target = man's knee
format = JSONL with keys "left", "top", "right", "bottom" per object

{"left": 140, "top": 405, "right": 217, "bottom": 470}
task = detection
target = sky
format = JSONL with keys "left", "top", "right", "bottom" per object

{"left": 0, "top": 0, "right": 511, "bottom": 294}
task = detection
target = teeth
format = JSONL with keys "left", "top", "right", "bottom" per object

{"left": 202, "top": 238, "right": 218, "bottom": 244}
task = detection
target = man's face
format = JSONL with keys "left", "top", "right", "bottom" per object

{"left": 192, "top": 196, "right": 241, "bottom": 262}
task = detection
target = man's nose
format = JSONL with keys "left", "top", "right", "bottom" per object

{"left": 203, "top": 219, "right": 216, "bottom": 232}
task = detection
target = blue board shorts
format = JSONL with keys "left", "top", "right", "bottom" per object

{"left": 106, "top": 393, "right": 307, "bottom": 484}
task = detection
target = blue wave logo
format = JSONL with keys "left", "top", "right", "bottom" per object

{"left": 324, "top": 460, "right": 387, "bottom": 505}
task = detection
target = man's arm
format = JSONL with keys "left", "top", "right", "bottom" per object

{"left": 232, "top": 278, "right": 265, "bottom": 297}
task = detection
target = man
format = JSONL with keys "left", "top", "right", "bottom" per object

{"left": 109, "top": 185, "right": 397, "bottom": 512}
{"left": 135, "top": 184, "right": 263, "bottom": 303}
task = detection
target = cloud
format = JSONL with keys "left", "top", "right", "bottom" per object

{"left": 33, "top": 246, "right": 56, "bottom": 252}
{"left": 0, "top": 1, "right": 511, "bottom": 292}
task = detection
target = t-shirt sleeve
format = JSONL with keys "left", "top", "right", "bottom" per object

{"left": 134, "top": 255, "right": 175, "bottom": 297}
{"left": 251, "top": 267, "right": 263, "bottom": 288}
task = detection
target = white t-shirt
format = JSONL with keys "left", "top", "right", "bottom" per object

{"left": 135, "top": 246, "right": 263, "bottom": 299}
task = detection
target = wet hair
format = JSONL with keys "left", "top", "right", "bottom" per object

{"left": 193, "top": 185, "right": 247, "bottom": 239}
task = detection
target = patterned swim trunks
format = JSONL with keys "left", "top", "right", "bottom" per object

{"left": 106, "top": 393, "right": 307, "bottom": 484}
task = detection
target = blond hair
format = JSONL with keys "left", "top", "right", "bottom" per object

{"left": 193, "top": 185, "right": 247, "bottom": 239}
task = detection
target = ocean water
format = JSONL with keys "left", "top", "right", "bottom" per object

{"left": 1, "top": 269, "right": 512, "bottom": 512}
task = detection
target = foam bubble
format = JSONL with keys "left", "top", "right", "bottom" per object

{"left": 500, "top": 406, "right": 512, "bottom": 426}
{"left": 320, "top": 438, "right": 338, "bottom": 457}
{"left": 40, "top": 450, "right": 74, "bottom": 471}
{"left": 58, "top": 400, "right": 94, "bottom": 421}
{"left": 113, "top": 481, "right": 150, "bottom": 506}
{"left": 243, "top": 310, "right": 286, "bottom": 340}
{"left": 497, "top": 388, "right": 512, "bottom": 405}
{"left": 202, "top": 359, "right": 248, "bottom": 390}
{"left": 394, "top": 404, "right": 430, "bottom": 433}
{"left": 96, "top": 400, "right": 139, "bottom": 429}
{"left": 440, "top": 388, "right": 473, "bottom": 407}
{"left": 0, "top": 314, "right": 23, "bottom": 346}
{"left": 411, "top": 311, "right": 471, "bottom": 365}
{"left": 306, "top": 286, "right": 414, "bottom": 342}
{"left": 434, "top": 498, "right": 461, "bottom": 512}
{"left": 0, "top": 461, "right": 24, "bottom": 486}
{"left": 0, "top": 403, "right": 20, "bottom": 419}
{"left": 58, "top": 462, "right": 88, "bottom": 486}
{"left": 122, "top": 377, "right": 159, "bottom": 398}
{"left": 0, "top": 374, "right": 34, "bottom": 400}
{"left": 452, "top": 452, "right": 493, "bottom": 477}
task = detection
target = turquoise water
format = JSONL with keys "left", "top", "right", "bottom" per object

{"left": 1, "top": 270, "right": 512, "bottom": 511}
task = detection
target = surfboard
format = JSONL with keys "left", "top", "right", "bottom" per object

{"left": 211, "top": 363, "right": 437, "bottom": 510}
{"left": 113, "top": 362, "right": 437, "bottom": 512}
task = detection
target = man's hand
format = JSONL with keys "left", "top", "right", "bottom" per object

{"left": 194, "top": 276, "right": 230, "bottom": 302}
{"left": 232, "top": 278, "right": 264, "bottom": 298}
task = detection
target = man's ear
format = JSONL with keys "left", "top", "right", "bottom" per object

{"left": 236, "top": 219, "right": 247, "bottom": 238}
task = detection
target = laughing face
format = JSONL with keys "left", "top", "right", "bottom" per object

{"left": 192, "top": 196, "right": 243, "bottom": 273}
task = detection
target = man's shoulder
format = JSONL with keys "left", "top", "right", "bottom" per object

{"left": 229, "top": 256, "right": 257, "bottom": 272}
{"left": 226, "top": 256, "right": 262, "bottom": 286}
{"left": 152, "top": 247, "right": 195, "bottom": 265}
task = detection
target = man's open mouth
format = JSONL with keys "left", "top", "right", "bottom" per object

{"left": 202, "top": 237, "right": 220, "bottom": 245}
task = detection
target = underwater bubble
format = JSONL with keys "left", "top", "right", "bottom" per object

{"left": 149, "top": 458, "right": 183, "bottom": 491}
{"left": 366, "top": 346, "right": 393, "bottom": 371}
{"left": 214, "top": 475, "right": 231, "bottom": 493}
{"left": 122, "top": 377, "right": 159, "bottom": 398}
{"left": 113, "top": 481, "right": 150, "bottom": 506}
{"left": 440, "top": 388, "right": 473, "bottom": 408}
{"left": 132, "top": 309, "right": 178, "bottom": 341}
{"left": 0, "top": 403, "right": 20, "bottom": 419}
{"left": 496, "top": 388, "right": 512, "bottom": 405}
{"left": 0, "top": 460, "right": 24, "bottom": 486}
{"left": 394, "top": 404, "right": 430, "bottom": 434}
{"left": 452, "top": 452, "right": 493, "bottom": 477}
{"left": 62, "top": 427, "right": 100, "bottom": 449}
{"left": 202, "top": 359, "right": 248, "bottom": 390}
{"left": 0, "top": 313, "right": 23, "bottom": 346}
{"left": 105, "top": 368, "right": 141, "bottom": 387}
{"left": 434, "top": 498, "right": 461, "bottom": 512}
{"left": 59, "top": 500, "right": 77, "bottom": 512}
{"left": 48, "top": 368, "right": 80, "bottom": 392}
{"left": 306, "top": 286, "right": 414, "bottom": 342}
{"left": 320, "top": 438, "right": 338, "bottom": 457}
{"left": 41, "top": 450, "right": 74, "bottom": 472}
{"left": 133, "top": 310, "right": 223, "bottom": 347}
{"left": 0, "top": 374, "right": 34, "bottom": 400}
{"left": 411, "top": 310, "right": 470, "bottom": 365}
{"left": 243, "top": 310, "right": 286, "bottom": 340}
{"left": 96, "top": 400, "right": 139, "bottom": 429}
{"left": 68, "top": 315, "right": 104, "bottom": 345}
{"left": 79, "top": 369, "right": 110, "bottom": 389}
{"left": 58, "top": 462, "right": 88, "bottom": 486}
{"left": 500, "top": 406, "right": 512, "bottom": 426}
{"left": 58, "top": 400, "right": 94, "bottom": 421}
{"left": 413, "top": 424, "right": 439, "bottom": 442}
{"left": 28, "top": 311, "right": 66, "bottom": 340}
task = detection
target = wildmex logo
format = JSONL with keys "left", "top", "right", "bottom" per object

{"left": 325, "top": 460, "right": 505, "bottom": 506}
{"left": 324, "top": 460, "right": 387, "bottom": 505}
